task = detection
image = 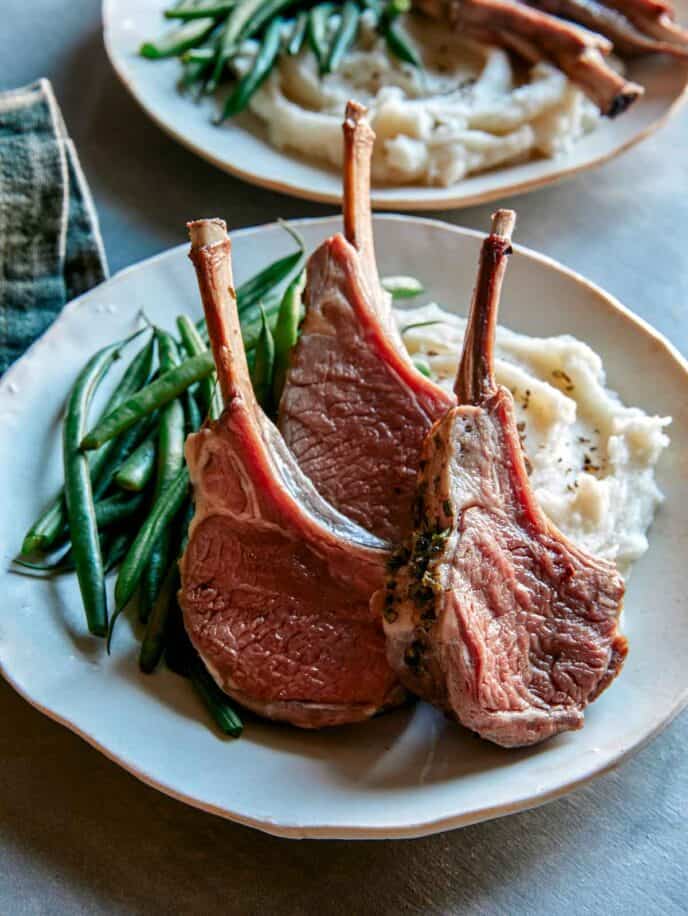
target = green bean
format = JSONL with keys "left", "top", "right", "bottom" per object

{"left": 401, "top": 319, "right": 443, "bottom": 335}
{"left": 325, "top": 1, "right": 359, "bottom": 74}
{"left": 81, "top": 352, "right": 214, "bottom": 451}
{"left": 234, "top": 291, "right": 281, "bottom": 331}
{"left": 237, "top": 246, "right": 304, "bottom": 312}
{"left": 165, "top": 1, "right": 235, "bottom": 20}
{"left": 63, "top": 340, "right": 134, "bottom": 637}
{"left": 114, "top": 432, "right": 157, "bottom": 492}
{"left": 181, "top": 55, "right": 215, "bottom": 89}
{"left": 287, "top": 11, "right": 308, "bottom": 55}
{"left": 13, "top": 548, "right": 73, "bottom": 575}
{"left": 13, "top": 524, "right": 134, "bottom": 577}
{"left": 193, "top": 227, "right": 304, "bottom": 332}
{"left": 179, "top": 24, "right": 224, "bottom": 87}
{"left": 385, "top": 21, "right": 421, "bottom": 68}
{"left": 164, "top": 600, "right": 193, "bottom": 676}
{"left": 140, "top": 17, "right": 216, "bottom": 59}
{"left": 241, "top": 298, "right": 281, "bottom": 351}
{"left": 189, "top": 653, "right": 243, "bottom": 736}
{"left": 152, "top": 333, "right": 187, "bottom": 495}
{"left": 112, "top": 466, "right": 190, "bottom": 629}
{"left": 184, "top": 389, "right": 204, "bottom": 433}
{"left": 207, "top": 0, "right": 270, "bottom": 92}
{"left": 413, "top": 356, "right": 432, "bottom": 378}
{"left": 272, "top": 268, "right": 305, "bottom": 405}
{"left": 243, "top": 0, "right": 296, "bottom": 40}
{"left": 21, "top": 335, "right": 154, "bottom": 555}
{"left": 15, "top": 493, "right": 144, "bottom": 574}
{"left": 140, "top": 562, "right": 180, "bottom": 673}
{"left": 177, "top": 314, "right": 221, "bottom": 418}
{"left": 217, "top": 16, "right": 283, "bottom": 121}
{"left": 92, "top": 415, "right": 157, "bottom": 500}
{"left": 250, "top": 306, "right": 276, "bottom": 410}
{"left": 382, "top": 274, "right": 424, "bottom": 299}
{"left": 89, "top": 338, "right": 156, "bottom": 479}
{"left": 94, "top": 492, "right": 147, "bottom": 529}
{"left": 182, "top": 47, "right": 216, "bottom": 63}
{"left": 104, "top": 530, "right": 136, "bottom": 573}
{"left": 139, "top": 332, "right": 186, "bottom": 622}
{"left": 308, "top": 3, "right": 334, "bottom": 73}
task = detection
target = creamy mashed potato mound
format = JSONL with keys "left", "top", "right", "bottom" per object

{"left": 242, "top": 11, "right": 602, "bottom": 186}
{"left": 397, "top": 303, "right": 670, "bottom": 576}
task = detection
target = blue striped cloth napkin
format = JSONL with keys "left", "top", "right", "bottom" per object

{"left": 0, "top": 79, "right": 108, "bottom": 374}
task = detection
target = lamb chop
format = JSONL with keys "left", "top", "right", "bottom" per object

{"left": 179, "top": 218, "right": 404, "bottom": 729}
{"left": 380, "top": 210, "right": 627, "bottom": 748}
{"left": 278, "top": 102, "right": 453, "bottom": 542}
{"left": 414, "top": 0, "right": 644, "bottom": 115}
{"left": 414, "top": 0, "right": 688, "bottom": 116}
{"left": 525, "top": 0, "right": 688, "bottom": 57}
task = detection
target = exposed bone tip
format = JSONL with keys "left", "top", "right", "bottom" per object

{"left": 491, "top": 209, "right": 516, "bottom": 242}
{"left": 345, "top": 99, "right": 368, "bottom": 126}
{"left": 188, "top": 218, "right": 228, "bottom": 250}
{"left": 607, "top": 83, "right": 644, "bottom": 118}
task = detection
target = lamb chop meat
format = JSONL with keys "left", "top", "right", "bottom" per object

{"left": 414, "top": 0, "right": 644, "bottom": 116}
{"left": 380, "top": 210, "right": 627, "bottom": 748}
{"left": 526, "top": 0, "right": 688, "bottom": 57}
{"left": 278, "top": 102, "right": 454, "bottom": 542}
{"left": 179, "top": 218, "right": 404, "bottom": 729}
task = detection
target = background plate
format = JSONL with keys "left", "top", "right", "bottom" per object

{"left": 1, "top": 216, "right": 687, "bottom": 839}
{"left": 103, "top": 0, "right": 688, "bottom": 210}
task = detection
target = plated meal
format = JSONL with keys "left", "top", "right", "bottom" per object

{"left": 136, "top": 0, "right": 688, "bottom": 189}
{"left": 13, "top": 103, "right": 671, "bottom": 753}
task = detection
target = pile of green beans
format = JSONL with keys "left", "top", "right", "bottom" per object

{"left": 141, "top": 0, "right": 421, "bottom": 123}
{"left": 15, "top": 228, "right": 307, "bottom": 739}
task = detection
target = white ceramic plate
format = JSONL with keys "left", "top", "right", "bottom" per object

{"left": 102, "top": 0, "right": 688, "bottom": 210}
{"left": 1, "top": 216, "right": 686, "bottom": 839}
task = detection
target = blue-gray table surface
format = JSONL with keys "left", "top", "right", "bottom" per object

{"left": 2, "top": 2, "right": 687, "bottom": 913}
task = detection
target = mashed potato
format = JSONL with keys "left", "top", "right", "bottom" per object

{"left": 243, "top": 11, "right": 602, "bottom": 186}
{"left": 397, "top": 303, "right": 670, "bottom": 576}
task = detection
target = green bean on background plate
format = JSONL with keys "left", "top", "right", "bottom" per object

{"left": 217, "top": 15, "right": 283, "bottom": 121}
{"left": 207, "top": 0, "right": 269, "bottom": 92}
{"left": 140, "top": 17, "right": 216, "bottom": 59}
{"left": 165, "top": 1, "right": 235, "bottom": 20}
{"left": 287, "top": 10, "right": 308, "bottom": 55}
{"left": 325, "top": 1, "right": 359, "bottom": 74}
{"left": 308, "top": 3, "right": 335, "bottom": 73}
{"left": 384, "top": 19, "right": 422, "bottom": 68}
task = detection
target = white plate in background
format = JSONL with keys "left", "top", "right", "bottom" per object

{"left": 103, "top": 0, "right": 688, "bottom": 210}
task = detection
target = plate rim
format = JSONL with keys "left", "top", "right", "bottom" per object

{"left": 101, "top": 0, "right": 688, "bottom": 211}
{"left": 2, "top": 214, "right": 687, "bottom": 840}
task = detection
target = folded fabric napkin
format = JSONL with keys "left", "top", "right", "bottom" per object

{"left": 0, "top": 79, "right": 108, "bottom": 375}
